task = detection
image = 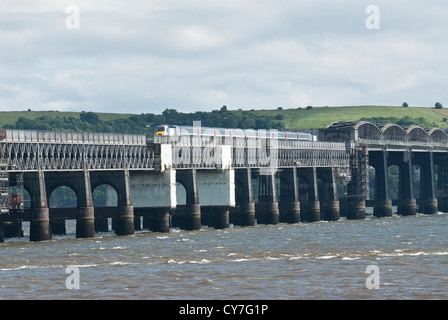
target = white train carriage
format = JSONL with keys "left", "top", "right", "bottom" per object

{"left": 155, "top": 125, "right": 316, "bottom": 141}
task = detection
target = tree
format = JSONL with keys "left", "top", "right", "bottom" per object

{"left": 402, "top": 102, "right": 408, "bottom": 107}
{"left": 80, "top": 111, "right": 100, "bottom": 124}
{"left": 435, "top": 102, "right": 443, "bottom": 109}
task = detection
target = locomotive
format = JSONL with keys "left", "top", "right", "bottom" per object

{"left": 154, "top": 125, "right": 317, "bottom": 141}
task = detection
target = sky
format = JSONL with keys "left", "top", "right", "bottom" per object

{"left": 0, "top": 0, "right": 447, "bottom": 114}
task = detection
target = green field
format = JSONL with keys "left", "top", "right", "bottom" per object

{"left": 1, "top": 105, "right": 448, "bottom": 130}
{"left": 241, "top": 105, "right": 448, "bottom": 130}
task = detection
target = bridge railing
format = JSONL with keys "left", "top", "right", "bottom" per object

{"left": 0, "top": 138, "right": 156, "bottom": 171}
{"left": 358, "top": 138, "right": 448, "bottom": 150}
{"left": 155, "top": 135, "right": 350, "bottom": 169}
{"left": 1, "top": 129, "right": 147, "bottom": 145}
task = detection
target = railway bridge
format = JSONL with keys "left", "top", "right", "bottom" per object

{"left": 0, "top": 121, "right": 446, "bottom": 242}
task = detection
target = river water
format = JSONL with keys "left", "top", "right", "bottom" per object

{"left": 1, "top": 212, "right": 447, "bottom": 300}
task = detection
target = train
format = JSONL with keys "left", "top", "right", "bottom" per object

{"left": 155, "top": 125, "right": 317, "bottom": 141}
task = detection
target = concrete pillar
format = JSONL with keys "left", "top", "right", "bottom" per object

{"left": 345, "top": 144, "right": 367, "bottom": 220}
{"left": 231, "top": 168, "right": 255, "bottom": 227}
{"left": 317, "top": 167, "right": 340, "bottom": 221}
{"left": 396, "top": 151, "right": 417, "bottom": 216}
{"left": 255, "top": 170, "right": 279, "bottom": 225}
{"left": 279, "top": 167, "right": 301, "bottom": 224}
{"left": 415, "top": 152, "right": 438, "bottom": 214}
{"left": 346, "top": 198, "right": 366, "bottom": 220}
{"left": 76, "top": 170, "right": 95, "bottom": 238}
{"left": 30, "top": 207, "right": 51, "bottom": 242}
{"left": 115, "top": 169, "right": 135, "bottom": 236}
{"left": 370, "top": 150, "right": 393, "bottom": 217}
{"left": 30, "top": 170, "right": 51, "bottom": 242}
{"left": 115, "top": 206, "right": 135, "bottom": 235}
{"left": 435, "top": 156, "right": 448, "bottom": 213}
{"left": 175, "top": 204, "right": 201, "bottom": 230}
{"left": 230, "top": 203, "right": 256, "bottom": 227}
{"left": 77, "top": 206, "right": 95, "bottom": 238}
{"left": 203, "top": 206, "right": 230, "bottom": 229}
{"left": 176, "top": 168, "right": 201, "bottom": 230}
{"left": 299, "top": 167, "right": 320, "bottom": 222}
{"left": 142, "top": 208, "right": 170, "bottom": 233}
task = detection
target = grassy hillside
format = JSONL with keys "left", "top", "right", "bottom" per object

{"left": 241, "top": 105, "right": 448, "bottom": 130}
{"left": 1, "top": 105, "right": 447, "bottom": 131}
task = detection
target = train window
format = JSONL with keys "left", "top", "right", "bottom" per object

{"left": 155, "top": 126, "right": 166, "bottom": 135}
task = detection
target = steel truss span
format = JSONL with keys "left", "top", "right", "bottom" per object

{"left": 0, "top": 141, "right": 156, "bottom": 171}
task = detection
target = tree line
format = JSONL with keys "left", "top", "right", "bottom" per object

{"left": 4, "top": 106, "right": 285, "bottom": 133}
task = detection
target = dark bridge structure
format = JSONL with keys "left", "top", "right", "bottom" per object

{"left": 0, "top": 121, "right": 447, "bottom": 242}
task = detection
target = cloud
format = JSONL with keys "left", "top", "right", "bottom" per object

{"left": 0, "top": 0, "right": 447, "bottom": 114}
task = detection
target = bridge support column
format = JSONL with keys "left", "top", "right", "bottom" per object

{"left": 202, "top": 206, "right": 230, "bottom": 229}
{"left": 115, "top": 170, "right": 135, "bottom": 236}
{"left": 230, "top": 203, "right": 256, "bottom": 227}
{"left": 138, "top": 208, "right": 170, "bottom": 233}
{"left": 318, "top": 167, "right": 340, "bottom": 221}
{"left": 77, "top": 207, "right": 95, "bottom": 238}
{"left": 255, "top": 170, "right": 279, "bottom": 225}
{"left": 435, "top": 154, "right": 448, "bottom": 213}
{"left": 279, "top": 167, "right": 301, "bottom": 224}
{"left": 0, "top": 223, "right": 3, "bottom": 242}
{"left": 29, "top": 170, "right": 51, "bottom": 242}
{"left": 76, "top": 170, "right": 95, "bottom": 238}
{"left": 345, "top": 144, "right": 367, "bottom": 219}
{"left": 176, "top": 169, "right": 201, "bottom": 230}
{"left": 415, "top": 152, "right": 438, "bottom": 214}
{"left": 371, "top": 150, "right": 393, "bottom": 217}
{"left": 231, "top": 168, "right": 255, "bottom": 227}
{"left": 300, "top": 167, "right": 320, "bottom": 222}
{"left": 396, "top": 151, "right": 417, "bottom": 216}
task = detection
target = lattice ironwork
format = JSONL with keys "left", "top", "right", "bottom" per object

{"left": 0, "top": 130, "right": 155, "bottom": 171}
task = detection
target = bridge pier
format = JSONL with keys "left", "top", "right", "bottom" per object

{"left": 394, "top": 151, "right": 417, "bottom": 216}
{"left": 76, "top": 170, "right": 95, "bottom": 238}
{"left": 255, "top": 170, "right": 279, "bottom": 225}
{"left": 279, "top": 167, "right": 301, "bottom": 224}
{"left": 28, "top": 171, "right": 51, "bottom": 242}
{"left": 370, "top": 150, "right": 393, "bottom": 218}
{"left": 202, "top": 206, "right": 230, "bottom": 229}
{"left": 342, "top": 144, "right": 368, "bottom": 219}
{"left": 414, "top": 152, "right": 438, "bottom": 214}
{"left": 317, "top": 167, "right": 340, "bottom": 221}
{"left": 232, "top": 168, "right": 256, "bottom": 227}
{"left": 299, "top": 167, "right": 320, "bottom": 222}
{"left": 139, "top": 208, "right": 170, "bottom": 233}
{"left": 176, "top": 169, "right": 201, "bottom": 230}
{"left": 115, "top": 206, "right": 135, "bottom": 235}
{"left": 434, "top": 154, "right": 448, "bottom": 213}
